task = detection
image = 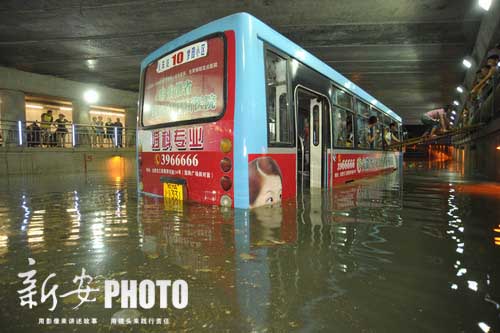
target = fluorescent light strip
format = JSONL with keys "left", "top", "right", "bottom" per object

{"left": 26, "top": 104, "right": 73, "bottom": 111}
{"left": 26, "top": 104, "right": 44, "bottom": 109}
{"left": 89, "top": 110, "right": 124, "bottom": 117}
{"left": 90, "top": 105, "right": 125, "bottom": 112}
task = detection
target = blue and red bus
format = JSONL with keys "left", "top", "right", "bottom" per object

{"left": 137, "top": 13, "right": 402, "bottom": 209}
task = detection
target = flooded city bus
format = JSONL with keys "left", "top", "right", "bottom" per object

{"left": 137, "top": 13, "right": 402, "bottom": 209}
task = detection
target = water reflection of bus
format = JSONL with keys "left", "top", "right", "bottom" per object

{"left": 139, "top": 196, "right": 297, "bottom": 279}
{"left": 137, "top": 13, "right": 402, "bottom": 209}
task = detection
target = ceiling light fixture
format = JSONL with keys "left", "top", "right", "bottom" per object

{"left": 86, "top": 59, "right": 97, "bottom": 70}
{"left": 456, "top": 86, "right": 464, "bottom": 93}
{"left": 463, "top": 59, "right": 472, "bottom": 69}
{"left": 479, "top": 0, "right": 492, "bottom": 11}
{"left": 453, "top": 100, "right": 460, "bottom": 106}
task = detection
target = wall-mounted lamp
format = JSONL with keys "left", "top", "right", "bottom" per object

{"left": 83, "top": 90, "right": 99, "bottom": 104}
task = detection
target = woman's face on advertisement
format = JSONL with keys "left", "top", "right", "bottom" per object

{"left": 253, "top": 175, "right": 282, "bottom": 207}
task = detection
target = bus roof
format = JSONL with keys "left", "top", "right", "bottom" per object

{"left": 141, "top": 12, "right": 402, "bottom": 122}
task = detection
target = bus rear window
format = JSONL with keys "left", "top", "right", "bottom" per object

{"left": 142, "top": 36, "right": 225, "bottom": 127}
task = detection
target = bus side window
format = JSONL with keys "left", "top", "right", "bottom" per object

{"left": 336, "top": 89, "right": 353, "bottom": 109}
{"left": 356, "top": 101, "right": 369, "bottom": 149}
{"left": 373, "top": 109, "right": 383, "bottom": 150}
{"left": 331, "top": 86, "right": 354, "bottom": 148}
{"left": 333, "top": 107, "right": 354, "bottom": 148}
{"left": 265, "top": 50, "right": 293, "bottom": 146}
{"left": 279, "top": 94, "right": 290, "bottom": 142}
{"left": 382, "top": 115, "right": 391, "bottom": 150}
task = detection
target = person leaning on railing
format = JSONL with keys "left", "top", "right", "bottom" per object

{"left": 90, "top": 116, "right": 98, "bottom": 147}
{"left": 486, "top": 42, "right": 500, "bottom": 60}
{"left": 471, "top": 55, "right": 499, "bottom": 99}
{"left": 95, "top": 116, "right": 105, "bottom": 147}
{"left": 40, "top": 110, "right": 54, "bottom": 147}
{"left": 114, "top": 118, "right": 123, "bottom": 147}
{"left": 26, "top": 121, "right": 41, "bottom": 147}
{"left": 54, "top": 114, "right": 69, "bottom": 147}
{"left": 105, "top": 118, "right": 114, "bottom": 147}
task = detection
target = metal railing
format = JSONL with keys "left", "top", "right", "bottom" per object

{"left": 0, "top": 120, "right": 136, "bottom": 148}
{"left": 460, "top": 70, "right": 499, "bottom": 127}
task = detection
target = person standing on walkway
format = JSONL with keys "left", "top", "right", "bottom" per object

{"left": 95, "top": 116, "right": 105, "bottom": 147}
{"left": 26, "top": 121, "right": 41, "bottom": 147}
{"left": 54, "top": 113, "right": 69, "bottom": 147}
{"left": 40, "top": 109, "right": 54, "bottom": 147}
{"left": 105, "top": 118, "right": 114, "bottom": 147}
{"left": 114, "top": 118, "right": 123, "bottom": 148}
{"left": 90, "top": 116, "right": 98, "bottom": 147}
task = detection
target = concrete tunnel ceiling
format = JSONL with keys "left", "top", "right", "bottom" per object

{"left": 0, "top": 0, "right": 485, "bottom": 124}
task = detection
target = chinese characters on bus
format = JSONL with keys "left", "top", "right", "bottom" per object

{"left": 156, "top": 41, "right": 207, "bottom": 73}
{"left": 143, "top": 36, "right": 224, "bottom": 126}
{"left": 152, "top": 127, "right": 204, "bottom": 151}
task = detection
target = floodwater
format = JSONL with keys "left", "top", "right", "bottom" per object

{"left": 0, "top": 162, "right": 499, "bottom": 332}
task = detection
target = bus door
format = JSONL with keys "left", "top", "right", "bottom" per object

{"left": 309, "top": 99, "right": 322, "bottom": 188}
{"left": 296, "top": 88, "right": 328, "bottom": 190}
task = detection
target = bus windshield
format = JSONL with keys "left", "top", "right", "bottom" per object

{"left": 141, "top": 35, "right": 225, "bottom": 127}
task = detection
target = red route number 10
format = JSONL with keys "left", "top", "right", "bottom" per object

{"left": 172, "top": 52, "right": 184, "bottom": 66}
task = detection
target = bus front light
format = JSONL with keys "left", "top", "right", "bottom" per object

{"left": 220, "top": 157, "right": 232, "bottom": 172}
{"left": 220, "top": 195, "right": 232, "bottom": 207}
{"left": 220, "top": 176, "right": 232, "bottom": 191}
{"left": 220, "top": 138, "right": 232, "bottom": 153}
